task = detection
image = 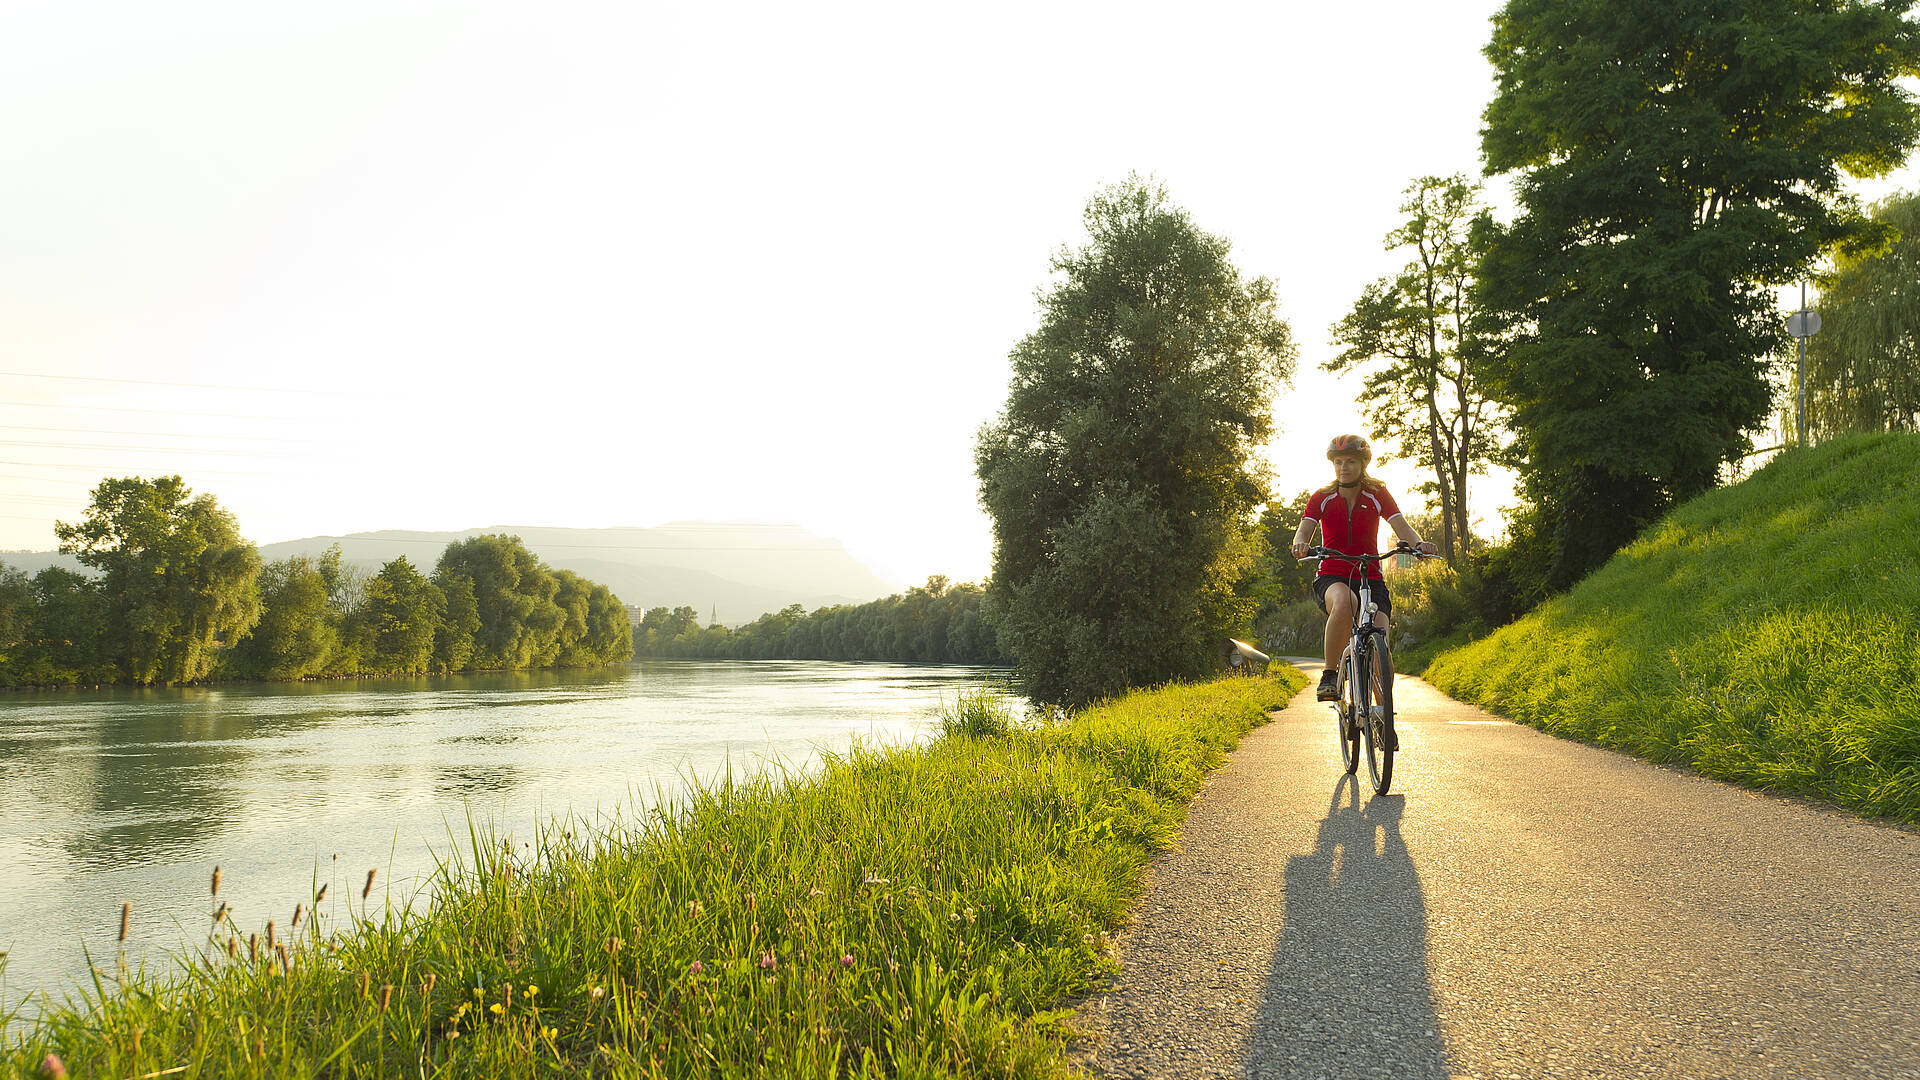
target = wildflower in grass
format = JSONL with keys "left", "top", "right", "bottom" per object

{"left": 590, "top": 986, "right": 606, "bottom": 1001}
{"left": 965, "top": 907, "right": 977, "bottom": 923}
{"left": 760, "top": 951, "right": 777, "bottom": 971}
{"left": 489, "top": 1003, "right": 505, "bottom": 1017}
{"left": 840, "top": 954, "right": 854, "bottom": 969}
{"left": 40, "top": 1053, "right": 67, "bottom": 1079}
{"left": 541, "top": 1025, "right": 557, "bottom": 1040}
{"left": 527, "top": 984, "right": 539, "bottom": 998}
{"left": 689, "top": 960, "right": 704, "bottom": 975}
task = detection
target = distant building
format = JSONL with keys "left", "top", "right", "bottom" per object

{"left": 624, "top": 604, "right": 646, "bottom": 627}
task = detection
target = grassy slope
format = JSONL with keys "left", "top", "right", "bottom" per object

{"left": 4, "top": 668, "right": 1303, "bottom": 1079}
{"left": 1425, "top": 433, "right": 1920, "bottom": 822}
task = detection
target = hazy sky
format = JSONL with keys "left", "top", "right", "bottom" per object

{"left": 3, "top": 3, "right": 1913, "bottom": 588}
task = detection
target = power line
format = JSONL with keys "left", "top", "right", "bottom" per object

{"left": 0, "top": 400, "right": 308, "bottom": 421}
{"left": 0, "top": 424, "right": 317, "bottom": 444}
{"left": 0, "top": 439, "right": 287, "bottom": 458}
{"left": 0, "top": 459, "right": 282, "bottom": 476}
{"left": 0, "top": 370, "right": 338, "bottom": 395}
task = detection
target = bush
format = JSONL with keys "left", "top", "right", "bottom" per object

{"left": 939, "top": 685, "right": 1024, "bottom": 738}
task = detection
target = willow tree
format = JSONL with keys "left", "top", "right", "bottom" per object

{"left": 1806, "top": 190, "right": 1920, "bottom": 436}
{"left": 976, "top": 176, "right": 1295, "bottom": 707}
{"left": 1477, "top": 0, "right": 1920, "bottom": 591}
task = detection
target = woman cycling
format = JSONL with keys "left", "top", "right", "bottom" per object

{"left": 1289, "top": 435, "right": 1436, "bottom": 746}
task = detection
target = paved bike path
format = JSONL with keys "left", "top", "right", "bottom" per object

{"left": 1072, "top": 661, "right": 1920, "bottom": 1079}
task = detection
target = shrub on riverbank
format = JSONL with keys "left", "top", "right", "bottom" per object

{"left": 4, "top": 668, "right": 1303, "bottom": 1077}
{"left": 1424, "top": 433, "right": 1920, "bottom": 823}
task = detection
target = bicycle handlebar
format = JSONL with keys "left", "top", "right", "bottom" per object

{"left": 1294, "top": 541, "right": 1444, "bottom": 565}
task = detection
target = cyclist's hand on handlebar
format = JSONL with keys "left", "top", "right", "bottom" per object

{"left": 1416, "top": 540, "right": 1438, "bottom": 557}
{"left": 1291, "top": 541, "right": 1310, "bottom": 560}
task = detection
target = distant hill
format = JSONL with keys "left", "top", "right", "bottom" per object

{"left": 1, "top": 522, "right": 901, "bottom": 627}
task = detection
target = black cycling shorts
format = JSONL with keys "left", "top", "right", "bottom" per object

{"left": 1313, "top": 573, "right": 1392, "bottom": 617}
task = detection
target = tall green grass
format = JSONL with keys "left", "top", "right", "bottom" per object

{"left": 4, "top": 669, "right": 1302, "bottom": 1078}
{"left": 1425, "top": 433, "right": 1920, "bottom": 822}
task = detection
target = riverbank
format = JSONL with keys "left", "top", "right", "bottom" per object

{"left": 4, "top": 669, "right": 1302, "bottom": 1077}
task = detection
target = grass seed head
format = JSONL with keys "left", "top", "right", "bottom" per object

{"left": 210, "top": 866, "right": 221, "bottom": 897}
{"left": 363, "top": 868, "right": 377, "bottom": 900}
{"left": 118, "top": 902, "right": 130, "bottom": 942}
{"left": 292, "top": 903, "right": 304, "bottom": 929}
{"left": 381, "top": 984, "right": 394, "bottom": 1010}
{"left": 315, "top": 883, "right": 327, "bottom": 904}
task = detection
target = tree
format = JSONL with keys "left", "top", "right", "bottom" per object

{"left": 1477, "top": 0, "right": 1920, "bottom": 590}
{"left": 55, "top": 476, "right": 262, "bottom": 684}
{"left": 1805, "top": 190, "right": 1920, "bottom": 435}
{"left": 431, "top": 571, "right": 479, "bottom": 673}
{"left": 356, "top": 556, "right": 443, "bottom": 674}
{"left": 231, "top": 554, "right": 338, "bottom": 679}
{"left": 434, "top": 535, "right": 562, "bottom": 670}
{"left": 1329, "top": 175, "right": 1501, "bottom": 560}
{"left": 976, "top": 176, "right": 1295, "bottom": 707}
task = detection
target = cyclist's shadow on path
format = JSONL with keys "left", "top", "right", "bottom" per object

{"left": 1242, "top": 775, "right": 1448, "bottom": 1079}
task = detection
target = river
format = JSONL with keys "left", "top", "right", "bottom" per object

{"left": 0, "top": 660, "right": 1014, "bottom": 1021}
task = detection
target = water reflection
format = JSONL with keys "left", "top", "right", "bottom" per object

{"left": 0, "top": 660, "right": 1009, "bottom": 1019}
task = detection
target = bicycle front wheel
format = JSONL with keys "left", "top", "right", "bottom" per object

{"left": 1364, "top": 630, "right": 1395, "bottom": 795}
{"left": 1335, "top": 649, "right": 1360, "bottom": 774}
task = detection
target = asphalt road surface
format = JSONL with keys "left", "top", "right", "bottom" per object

{"left": 1073, "top": 661, "right": 1920, "bottom": 1080}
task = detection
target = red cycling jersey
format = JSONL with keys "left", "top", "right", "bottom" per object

{"left": 1302, "top": 482, "right": 1402, "bottom": 580}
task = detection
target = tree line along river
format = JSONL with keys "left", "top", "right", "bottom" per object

{"left": 0, "top": 660, "right": 1015, "bottom": 1022}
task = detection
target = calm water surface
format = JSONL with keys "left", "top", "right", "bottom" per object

{"left": 0, "top": 660, "right": 1013, "bottom": 1017}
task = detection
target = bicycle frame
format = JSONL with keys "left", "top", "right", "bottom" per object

{"left": 1299, "top": 543, "right": 1431, "bottom": 795}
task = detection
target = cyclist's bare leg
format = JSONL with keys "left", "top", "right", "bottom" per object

{"left": 1322, "top": 582, "right": 1356, "bottom": 672}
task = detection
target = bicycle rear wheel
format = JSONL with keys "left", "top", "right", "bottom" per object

{"left": 1364, "top": 630, "right": 1395, "bottom": 795}
{"left": 1335, "top": 649, "right": 1360, "bottom": 774}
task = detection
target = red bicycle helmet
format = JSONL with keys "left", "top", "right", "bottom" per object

{"left": 1326, "top": 434, "right": 1372, "bottom": 463}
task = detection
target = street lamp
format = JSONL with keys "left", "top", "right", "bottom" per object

{"left": 1785, "top": 282, "right": 1821, "bottom": 447}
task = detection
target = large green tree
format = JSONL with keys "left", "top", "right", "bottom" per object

{"left": 1329, "top": 175, "right": 1501, "bottom": 561}
{"left": 230, "top": 554, "right": 338, "bottom": 679}
{"left": 434, "top": 534, "right": 563, "bottom": 670}
{"left": 975, "top": 176, "right": 1295, "bottom": 707}
{"left": 55, "top": 476, "right": 261, "bottom": 684}
{"left": 1804, "top": 189, "right": 1920, "bottom": 435}
{"left": 355, "top": 556, "right": 444, "bottom": 675}
{"left": 1478, "top": 0, "right": 1920, "bottom": 589}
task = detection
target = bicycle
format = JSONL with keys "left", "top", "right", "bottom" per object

{"left": 1298, "top": 542, "right": 1437, "bottom": 795}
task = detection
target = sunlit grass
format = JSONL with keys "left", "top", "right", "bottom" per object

{"left": 3, "top": 669, "right": 1303, "bottom": 1077}
{"left": 1424, "top": 433, "right": 1920, "bottom": 823}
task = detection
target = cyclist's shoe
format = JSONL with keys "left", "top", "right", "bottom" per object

{"left": 1316, "top": 670, "right": 1338, "bottom": 701}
